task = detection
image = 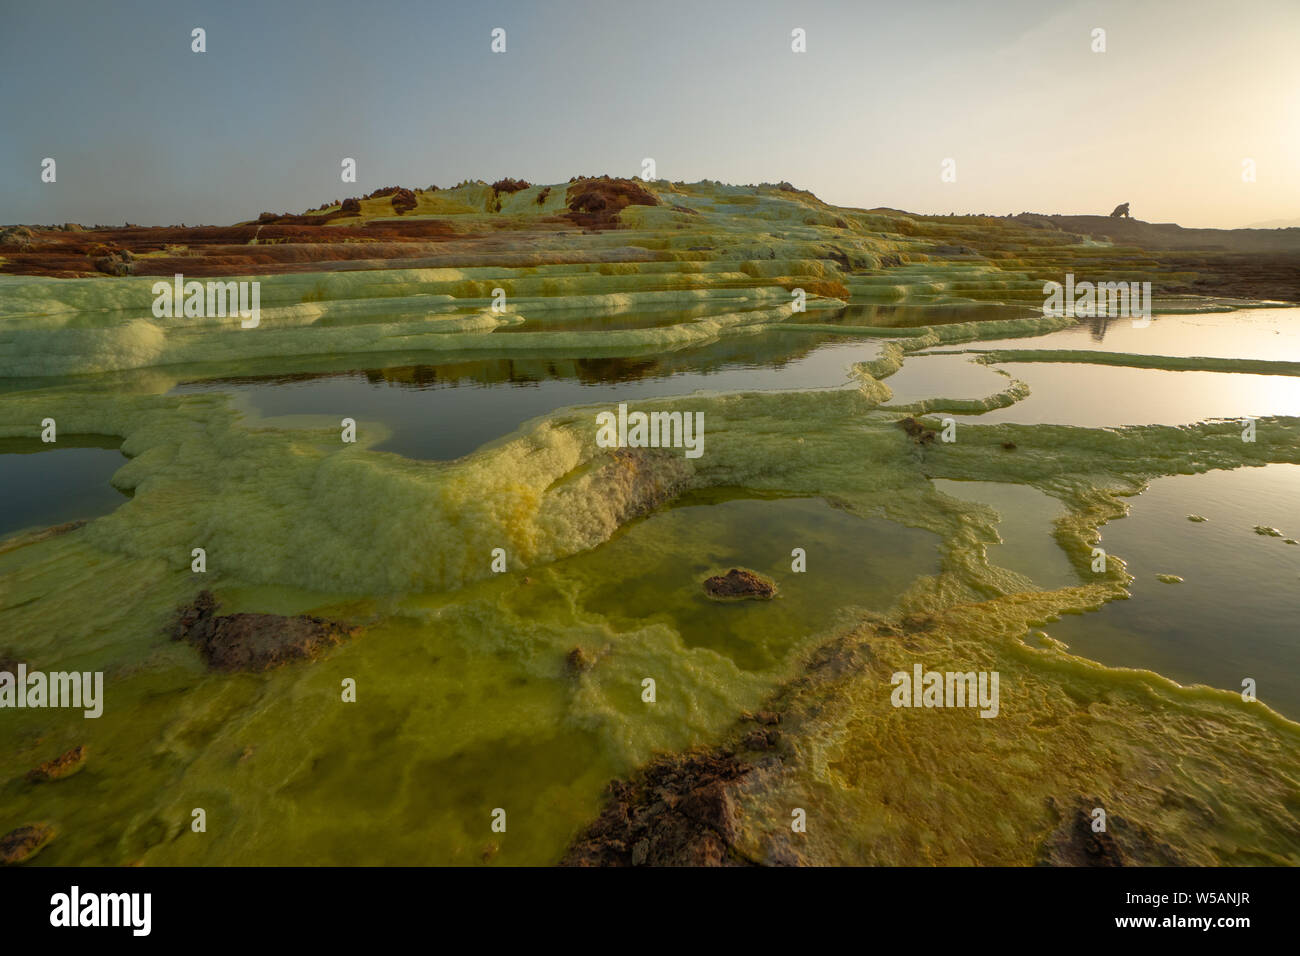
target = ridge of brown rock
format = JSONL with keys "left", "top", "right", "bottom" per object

{"left": 561, "top": 748, "right": 757, "bottom": 867}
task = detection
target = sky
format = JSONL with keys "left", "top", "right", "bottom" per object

{"left": 1, "top": 0, "right": 1297, "bottom": 228}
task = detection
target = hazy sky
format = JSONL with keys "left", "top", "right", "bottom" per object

{"left": 2, "top": 0, "right": 1296, "bottom": 228}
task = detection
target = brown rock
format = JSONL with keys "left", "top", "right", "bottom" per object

{"left": 565, "top": 177, "right": 658, "bottom": 229}
{"left": 561, "top": 749, "right": 756, "bottom": 867}
{"left": 0, "top": 824, "right": 54, "bottom": 864}
{"left": 703, "top": 568, "right": 776, "bottom": 601}
{"left": 26, "top": 745, "right": 87, "bottom": 783}
{"left": 1037, "top": 798, "right": 1184, "bottom": 867}
{"left": 0, "top": 226, "right": 35, "bottom": 250}
{"left": 390, "top": 188, "right": 417, "bottom": 214}
{"left": 170, "top": 590, "right": 357, "bottom": 671}
{"left": 896, "top": 416, "right": 938, "bottom": 444}
{"left": 565, "top": 646, "right": 594, "bottom": 675}
{"left": 741, "top": 728, "right": 779, "bottom": 751}
{"left": 93, "top": 249, "right": 134, "bottom": 276}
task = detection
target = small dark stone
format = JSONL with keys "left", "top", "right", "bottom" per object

{"left": 565, "top": 647, "right": 594, "bottom": 674}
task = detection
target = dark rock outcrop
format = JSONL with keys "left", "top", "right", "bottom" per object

{"left": 1036, "top": 797, "right": 1185, "bottom": 866}
{"left": 0, "top": 824, "right": 54, "bottom": 864}
{"left": 26, "top": 745, "right": 87, "bottom": 783}
{"left": 170, "top": 590, "right": 357, "bottom": 672}
{"left": 565, "top": 646, "right": 594, "bottom": 675}
{"left": 561, "top": 749, "right": 756, "bottom": 866}
{"left": 702, "top": 568, "right": 776, "bottom": 601}
{"left": 896, "top": 416, "right": 937, "bottom": 444}
{"left": 92, "top": 248, "right": 134, "bottom": 276}
{"left": 390, "top": 188, "right": 417, "bottom": 214}
{"left": 0, "top": 226, "right": 35, "bottom": 250}
{"left": 565, "top": 177, "right": 658, "bottom": 229}
{"left": 491, "top": 178, "right": 530, "bottom": 195}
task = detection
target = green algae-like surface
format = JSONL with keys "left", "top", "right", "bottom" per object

{"left": 3, "top": 181, "right": 1299, "bottom": 866}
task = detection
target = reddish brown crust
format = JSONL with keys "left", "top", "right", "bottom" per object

{"left": 564, "top": 177, "right": 659, "bottom": 229}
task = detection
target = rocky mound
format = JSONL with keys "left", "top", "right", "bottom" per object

{"left": 565, "top": 177, "right": 658, "bottom": 229}
{"left": 91, "top": 246, "right": 134, "bottom": 276}
{"left": 170, "top": 590, "right": 357, "bottom": 671}
{"left": 702, "top": 568, "right": 776, "bottom": 601}
{"left": 896, "top": 416, "right": 937, "bottom": 444}
{"left": 491, "top": 178, "right": 530, "bottom": 195}
{"left": 390, "top": 188, "right": 417, "bottom": 214}
{"left": 26, "top": 746, "right": 87, "bottom": 783}
{"left": 1035, "top": 797, "right": 1185, "bottom": 866}
{"left": 0, "top": 824, "right": 54, "bottom": 865}
{"left": 561, "top": 748, "right": 757, "bottom": 866}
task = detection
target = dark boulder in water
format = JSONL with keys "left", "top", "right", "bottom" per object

{"left": 170, "top": 590, "right": 357, "bottom": 672}
{"left": 26, "top": 745, "right": 87, "bottom": 783}
{"left": 702, "top": 568, "right": 776, "bottom": 601}
{"left": 0, "top": 824, "right": 54, "bottom": 864}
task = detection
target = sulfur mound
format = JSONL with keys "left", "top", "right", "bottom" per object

{"left": 702, "top": 568, "right": 776, "bottom": 601}
{"left": 170, "top": 590, "right": 357, "bottom": 672}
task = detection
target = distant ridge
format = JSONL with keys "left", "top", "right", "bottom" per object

{"left": 1246, "top": 217, "right": 1300, "bottom": 230}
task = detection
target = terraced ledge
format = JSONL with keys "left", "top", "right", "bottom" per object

{"left": 961, "top": 349, "right": 1300, "bottom": 376}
